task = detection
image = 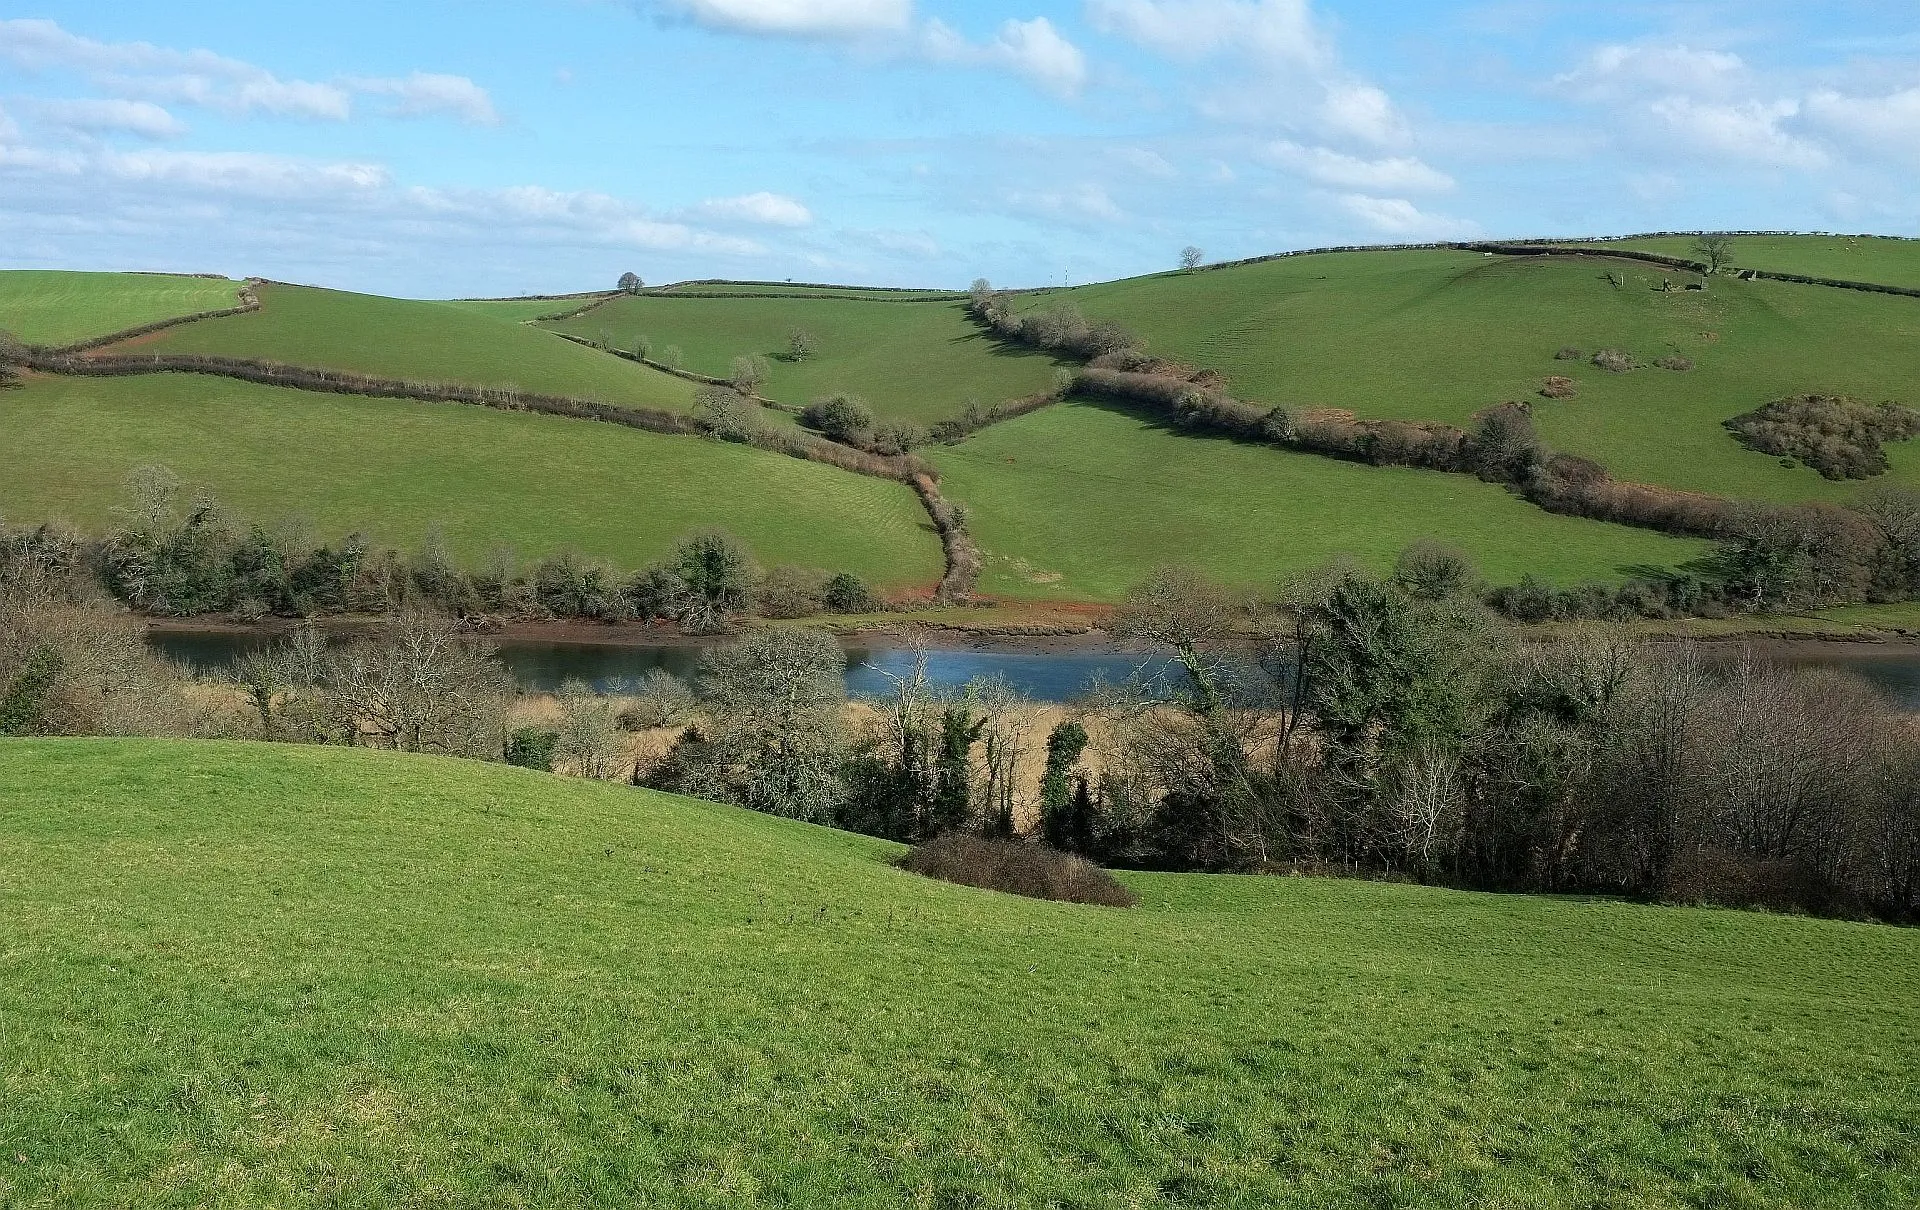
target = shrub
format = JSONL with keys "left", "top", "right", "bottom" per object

{"left": 1553, "top": 346, "right": 1582, "bottom": 361}
{"left": 896, "top": 834, "right": 1137, "bottom": 907}
{"left": 786, "top": 327, "right": 817, "bottom": 362}
{"left": 729, "top": 354, "right": 771, "bottom": 394}
{"left": 1726, "top": 395, "right": 1920, "bottom": 480}
{"left": 623, "top": 668, "right": 696, "bottom": 729}
{"left": 757, "top": 565, "right": 826, "bottom": 619}
{"left": 658, "top": 345, "right": 684, "bottom": 369}
{"left": 1541, "top": 376, "right": 1578, "bottom": 399}
{"left": 822, "top": 571, "right": 877, "bottom": 613}
{"left": 1591, "top": 349, "right": 1635, "bottom": 373}
{"left": 693, "top": 385, "right": 760, "bottom": 443}
{"left": 800, "top": 394, "right": 876, "bottom": 445}
{"left": 1654, "top": 354, "right": 1695, "bottom": 372}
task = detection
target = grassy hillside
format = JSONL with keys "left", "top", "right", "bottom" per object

{"left": 1, "top": 739, "right": 1913, "bottom": 1208}
{"left": 1595, "top": 233, "right": 1920, "bottom": 290}
{"left": 0, "top": 372, "right": 942, "bottom": 585}
{"left": 436, "top": 296, "right": 608, "bottom": 322}
{"left": 133, "top": 283, "right": 698, "bottom": 412}
{"left": 0, "top": 270, "right": 243, "bottom": 347}
{"left": 545, "top": 294, "right": 1070, "bottom": 424}
{"left": 1031, "top": 250, "right": 1920, "bottom": 503}
{"left": 931, "top": 400, "right": 1710, "bottom": 601}
{"left": 652, "top": 281, "right": 964, "bottom": 300}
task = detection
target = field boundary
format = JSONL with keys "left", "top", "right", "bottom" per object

{"left": 549, "top": 331, "right": 805, "bottom": 414}
{"left": 25, "top": 281, "right": 261, "bottom": 355}
{"left": 7, "top": 348, "right": 977, "bottom": 601}
{"left": 1466, "top": 242, "right": 1920, "bottom": 298}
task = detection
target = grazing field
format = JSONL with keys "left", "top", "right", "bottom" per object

{"left": 0, "top": 270, "right": 243, "bottom": 347}
{"left": 931, "top": 400, "right": 1710, "bottom": 601}
{"left": 435, "top": 296, "right": 609, "bottom": 322}
{"left": 0, "top": 372, "right": 942, "bottom": 586}
{"left": 1594, "top": 233, "right": 1920, "bottom": 290}
{"left": 1028, "top": 249, "right": 1920, "bottom": 503}
{"left": 651, "top": 281, "right": 965, "bottom": 300}
{"left": 544, "top": 294, "right": 1070, "bottom": 424}
{"left": 132, "top": 283, "right": 699, "bottom": 412}
{"left": 1, "top": 739, "right": 1913, "bottom": 1208}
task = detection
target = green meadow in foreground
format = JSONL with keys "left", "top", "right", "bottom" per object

{"left": 0, "top": 270, "right": 242, "bottom": 347}
{"left": 932, "top": 400, "right": 1711, "bottom": 601}
{"left": 1595, "top": 233, "right": 1920, "bottom": 291}
{"left": 0, "top": 740, "right": 1913, "bottom": 1208}
{"left": 0, "top": 372, "right": 942, "bottom": 586}
{"left": 1033, "top": 247, "right": 1920, "bottom": 503}
{"left": 136, "top": 283, "right": 698, "bottom": 412}
{"left": 544, "top": 293, "right": 1070, "bottom": 423}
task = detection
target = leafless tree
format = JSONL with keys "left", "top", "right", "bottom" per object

{"left": 1180, "top": 246, "right": 1205, "bottom": 272}
{"left": 1692, "top": 234, "right": 1734, "bottom": 275}
{"left": 321, "top": 611, "right": 513, "bottom": 757}
{"left": 557, "top": 678, "right": 626, "bottom": 780}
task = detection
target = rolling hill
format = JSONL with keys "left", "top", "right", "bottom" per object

{"left": 542, "top": 292, "right": 1072, "bottom": 425}
{"left": 1593, "top": 233, "right": 1920, "bottom": 290}
{"left": 0, "top": 372, "right": 942, "bottom": 586}
{"left": 128, "top": 282, "right": 699, "bottom": 412}
{"left": 0, "top": 270, "right": 244, "bottom": 347}
{"left": 0, "top": 739, "right": 1913, "bottom": 1208}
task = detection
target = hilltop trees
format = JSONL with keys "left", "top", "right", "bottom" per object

{"left": 617, "top": 271, "right": 643, "bottom": 294}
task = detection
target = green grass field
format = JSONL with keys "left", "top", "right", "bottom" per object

{"left": 0, "top": 270, "right": 244, "bottom": 347}
{"left": 1593, "top": 234, "right": 1920, "bottom": 290}
{"left": 0, "top": 372, "right": 942, "bottom": 586}
{"left": 435, "top": 296, "right": 609, "bottom": 322}
{"left": 1028, "top": 248, "right": 1920, "bottom": 503}
{"left": 544, "top": 295, "right": 1070, "bottom": 424}
{"left": 931, "top": 400, "right": 1710, "bottom": 601}
{"left": 652, "top": 281, "right": 964, "bottom": 300}
{"left": 1, "top": 739, "right": 1913, "bottom": 1208}
{"left": 133, "top": 284, "right": 698, "bottom": 412}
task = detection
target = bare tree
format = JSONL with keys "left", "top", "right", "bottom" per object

{"left": 785, "top": 327, "right": 818, "bottom": 362}
{"left": 1180, "top": 246, "right": 1205, "bottom": 272}
{"left": 322, "top": 611, "right": 513, "bottom": 757}
{"left": 729, "top": 353, "right": 771, "bottom": 395}
{"left": 557, "top": 678, "right": 626, "bottom": 780}
{"left": 617, "top": 271, "right": 643, "bottom": 294}
{"left": 1692, "top": 234, "right": 1734, "bottom": 275}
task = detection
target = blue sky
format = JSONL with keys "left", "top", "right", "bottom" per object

{"left": 2, "top": 1, "right": 1917, "bottom": 296}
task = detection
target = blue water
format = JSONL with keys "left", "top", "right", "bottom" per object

{"left": 144, "top": 631, "right": 1920, "bottom": 708}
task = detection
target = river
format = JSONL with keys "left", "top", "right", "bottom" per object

{"left": 144, "top": 628, "right": 1920, "bottom": 708}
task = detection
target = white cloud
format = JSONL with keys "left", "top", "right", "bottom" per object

{"left": 1317, "top": 83, "right": 1406, "bottom": 147}
{"left": 0, "top": 19, "right": 497, "bottom": 125}
{"left": 1086, "top": 0, "right": 1327, "bottom": 68}
{"left": 1551, "top": 44, "right": 1747, "bottom": 104}
{"left": 1646, "top": 97, "right": 1825, "bottom": 170}
{"left": 693, "top": 190, "right": 814, "bottom": 226}
{"left": 1114, "top": 146, "right": 1177, "bottom": 178}
{"left": 1337, "top": 193, "right": 1479, "bottom": 238}
{"left": 652, "top": 0, "right": 912, "bottom": 38}
{"left": 921, "top": 17, "right": 1089, "bottom": 98}
{"left": 97, "top": 149, "right": 390, "bottom": 197}
{"left": 35, "top": 98, "right": 188, "bottom": 140}
{"left": 1804, "top": 88, "right": 1920, "bottom": 160}
{"left": 1265, "top": 140, "right": 1452, "bottom": 192}
{"left": 347, "top": 73, "right": 501, "bottom": 125}
{"left": 1005, "top": 182, "right": 1125, "bottom": 225}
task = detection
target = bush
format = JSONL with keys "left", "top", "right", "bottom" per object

{"left": 1726, "top": 395, "right": 1920, "bottom": 480}
{"left": 623, "top": 668, "right": 696, "bottom": 729}
{"left": 786, "top": 327, "right": 817, "bottom": 362}
{"left": 1591, "top": 349, "right": 1636, "bottom": 373}
{"left": 693, "top": 385, "right": 760, "bottom": 443}
{"left": 1541, "top": 376, "right": 1578, "bottom": 399}
{"left": 757, "top": 565, "right": 826, "bottom": 618}
{"left": 896, "top": 834, "right": 1137, "bottom": 907}
{"left": 1553, "top": 346, "right": 1582, "bottom": 361}
{"left": 822, "top": 571, "right": 877, "bottom": 613}
{"left": 729, "top": 354, "right": 771, "bottom": 394}
{"left": 800, "top": 394, "right": 876, "bottom": 445}
{"left": 1654, "top": 354, "right": 1695, "bottom": 372}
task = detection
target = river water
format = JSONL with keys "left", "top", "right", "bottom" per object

{"left": 146, "top": 630, "right": 1920, "bottom": 708}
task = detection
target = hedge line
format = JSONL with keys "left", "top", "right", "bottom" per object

{"left": 36, "top": 283, "right": 261, "bottom": 355}
{"left": 912, "top": 473, "right": 981, "bottom": 601}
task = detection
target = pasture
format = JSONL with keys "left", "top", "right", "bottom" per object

{"left": 1595, "top": 233, "right": 1920, "bottom": 290}
{"left": 0, "top": 270, "right": 243, "bottom": 347}
{"left": 543, "top": 294, "right": 1070, "bottom": 424}
{"left": 0, "top": 372, "right": 942, "bottom": 587}
{"left": 1026, "top": 248, "right": 1920, "bottom": 503}
{"left": 930, "top": 399, "right": 1710, "bottom": 601}
{"left": 0, "top": 739, "right": 1912, "bottom": 1208}
{"left": 132, "top": 283, "right": 699, "bottom": 412}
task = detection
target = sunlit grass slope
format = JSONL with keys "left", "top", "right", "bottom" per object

{"left": 1594, "top": 233, "right": 1920, "bottom": 290}
{"left": 931, "top": 401, "right": 1710, "bottom": 601}
{"left": 135, "top": 283, "right": 698, "bottom": 411}
{"left": 435, "top": 296, "right": 609, "bottom": 322}
{"left": 545, "top": 294, "right": 1070, "bottom": 424}
{"left": 0, "top": 270, "right": 243, "bottom": 347}
{"left": 1031, "top": 249, "right": 1920, "bottom": 502}
{"left": 1, "top": 739, "right": 1913, "bottom": 1208}
{"left": 0, "top": 372, "right": 942, "bottom": 585}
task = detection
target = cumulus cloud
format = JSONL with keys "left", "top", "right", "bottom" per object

{"left": 921, "top": 16, "right": 1088, "bottom": 98}
{"left": 693, "top": 190, "right": 814, "bottom": 226}
{"left": 1646, "top": 96, "right": 1825, "bottom": 170}
{"left": 1551, "top": 44, "right": 1746, "bottom": 104}
{"left": 35, "top": 98, "right": 188, "bottom": 140}
{"left": 650, "top": 0, "right": 912, "bottom": 38}
{"left": 0, "top": 19, "right": 497, "bottom": 125}
{"left": 1265, "top": 140, "right": 1452, "bottom": 192}
{"left": 1804, "top": 87, "right": 1920, "bottom": 161}
{"left": 1004, "top": 182, "right": 1125, "bottom": 225}
{"left": 1338, "top": 193, "right": 1478, "bottom": 238}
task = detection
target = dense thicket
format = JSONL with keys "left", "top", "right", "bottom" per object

{"left": 1726, "top": 395, "right": 1920, "bottom": 480}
